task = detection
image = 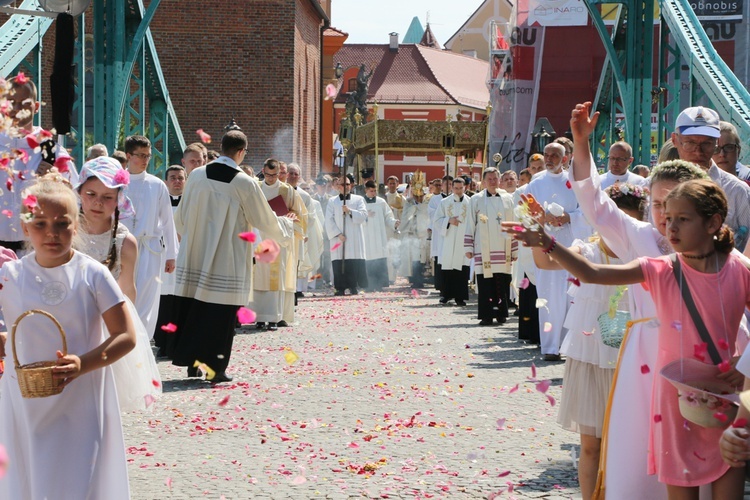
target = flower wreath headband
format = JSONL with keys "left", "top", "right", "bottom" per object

{"left": 605, "top": 181, "right": 649, "bottom": 201}
{"left": 75, "top": 156, "right": 135, "bottom": 220}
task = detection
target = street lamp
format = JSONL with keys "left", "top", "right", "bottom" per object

{"left": 334, "top": 62, "right": 343, "bottom": 79}
{"left": 531, "top": 118, "right": 556, "bottom": 154}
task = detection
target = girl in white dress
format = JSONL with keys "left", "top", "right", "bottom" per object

{"left": 74, "top": 157, "right": 162, "bottom": 411}
{"left": 527, "top": 182, "right": 647, "bottom": 500}
{"left": 0, "top": 173, "right": 135, "bottom": 499}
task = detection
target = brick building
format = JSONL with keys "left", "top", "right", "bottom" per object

{"left": 9, "top": 0, "right": 329, "bottom": 178}
{"left": 149, "top": 0, "right": 328, "bottom": 176}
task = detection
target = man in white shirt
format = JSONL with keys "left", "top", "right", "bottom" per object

{"left": 599, "top": 141, "right": 649, "bottom": 189}
{"left": 122, "top": 135, "right": 178, "bottom": 337}
{"left": 526, "top": 143, "right": 591, "bottom": 360}
{"left": 428, "top": 175, "right": 453, "bottom": 295}
{"left": 672, "top": 106, "right": 750, "bottom": 251}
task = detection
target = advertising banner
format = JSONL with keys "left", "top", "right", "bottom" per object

{"left": 528, "top": 0, "right": 589, "bottom": 26}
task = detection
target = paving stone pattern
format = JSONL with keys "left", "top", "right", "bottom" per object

{"left": 124, "top": 287, "right": 581, "bottom": 499}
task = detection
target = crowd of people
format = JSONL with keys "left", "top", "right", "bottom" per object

{"left": 4, "top": 68, "right": 750, "bottom": 499}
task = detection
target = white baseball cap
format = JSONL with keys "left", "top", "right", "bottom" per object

{"left": 675, "top": 106, "right": 721, "bottom": 138}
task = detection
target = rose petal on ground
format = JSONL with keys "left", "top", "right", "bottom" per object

{"left": 547, "top": 395, "right": 556, "bottom": 406}
{"left": 144, "top": 394, "right": 155, "bottom": 408}
{"left": 496, "top": 418, "right": 506, "bottom": 430}
{"left": 348, "top": 442, "right": 359, "bottom": 448}
{"left": 498, "top": 470, "right": 511, "bottom": 477}
{"left": 508, "top": 384, "right": 519, "bottom": 394}
{"left": 530, "top": 363, "right": 537, "bottom": 379}
{"left": 284, "top": 350, "right": 299, "bottom": 366}
{"left": 411, "top": 289, "right": 419, "bottom": 298}
{"left": 165, "top": 477, "right": 172, "bottom": 489}
{"left": 218, "top": 395, "right": 230, "bottom": 406}
{"left": 292, "top": 475, "right": 307, "bottom": 485}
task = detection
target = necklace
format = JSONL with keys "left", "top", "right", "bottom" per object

{"left": 681, "top": 249, "right": 716, "bottom": 260}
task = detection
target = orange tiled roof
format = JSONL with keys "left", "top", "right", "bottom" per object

{"left": 334, "top": 44, "right": 489, "bottom": 109}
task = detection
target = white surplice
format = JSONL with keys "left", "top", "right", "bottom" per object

{"left": 464, "top": 189, "right": 516, "bottom": 276}
{"left": 400, "top": 197, "right": 431, "bottom": 271}
{"left": 364, "top": 196, "right": 397, "bottom": 260}
{"left": 433, "top": 194, "right": 470, "bottom": 270}
{"left": 122, "top": 170, "right": 178, "bottom": 337}
{"left": 325, "top": 194, "right": 368, "bottom": 260}
{"left": 428, "top": 193, "right": 448, "bottom": 260}
{"left": 252, "top": 180, "right": 306, "bottom": 323}
{"left": 526, "top": 170, "right": 591, "bottom": 355}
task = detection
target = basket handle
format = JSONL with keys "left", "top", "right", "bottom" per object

{"left": 11, "top": 309, "right": 68, "bottom": 369}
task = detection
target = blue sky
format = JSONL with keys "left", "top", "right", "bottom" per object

{"left": 331, "top": 0, "right": 484, "bottom": 45}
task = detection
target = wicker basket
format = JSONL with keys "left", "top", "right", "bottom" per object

{"left": 598, "top": 310, "right": 631, "bottom": 349}
{"left": 11, "top": 309, "right": 68, "bottom": 398}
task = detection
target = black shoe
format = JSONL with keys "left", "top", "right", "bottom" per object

{"left": 543, "top": 354, "right": 562, "bottom": 362}
{"left": 456, "top": 301, "right": 467, "bottom": 307}
{"left": 478, "top": 319, "right": 493, "bottom": 326}
{"left": 187, "top": 366, "right": 203, "bottom": 378}
{"left": 295, "top": 291, "right": 304, "bottom": 299}
{"left": 255, "top": 322, "right": 267, "bottom": 330}
{"left": 439, "top": 297, "right": 449, "bottom": 305}
{"left": 513, "top": 309, "right": 520, "bottom": 316}
{"left": 268, "top": 323, "right": 278, "bottom": 331}
{"left": 349, "top": 288, "right": 359, "bottom": 295}
{"left": 334, "top": 290, "right": 345, "bottom": 296}
{"left": 277, "top": 320, "right": 289, "bottom": 327}
{"left": 497, "top": 317, "right": 507, "bottom": 325}
{"left": 210, "top": 372, "right": 234, "bottom": 384}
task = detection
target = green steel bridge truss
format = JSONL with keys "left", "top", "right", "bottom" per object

{"left": 0, "top": 0, "right": 185, "bottom": 175}
{"left": 588, "top": 0, "right": 750, "bottom": 165}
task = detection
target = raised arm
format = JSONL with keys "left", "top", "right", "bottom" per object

{"left": 503, "top": 222, "right": 644, "bottom": 285}
{"left": 570, "top": 101, "right": 599, "bottom": 183}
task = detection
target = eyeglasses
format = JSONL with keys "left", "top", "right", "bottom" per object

{"left": 132, "top": 153, "right": 152, "bottom": 159}
{"left": 716, "top": 143, "right": 740, "bottom": 155}
{"left": 264, "top": 172, "right": 279, "bottom": 178}
{"left": 607, "top": 156, "right": 631, "bottom": 163}
{"left": 678, "top": 137, "right": 717, "bottom": 154}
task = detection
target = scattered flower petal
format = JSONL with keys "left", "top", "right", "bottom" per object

{"left": 160, "top": 322, "right": 177, "bottom": 333}
{"left": 641, "top": 364, "right": 650, "bottom": 374}
{"left": 519, "top": 278, "right": 530, "bottom": 289}
{"left": 196, "top": 128, "right": 212, "bottom": 143}
{"left": 284, "top": 350, "right": 299, "bottom": 366}
{"left": 331, "top": 242, "right": 342, "bottom": 251}
{"left": 535, "top": 380, "right": 551, "bottom": 393}
{"left": 718, "top": 360, "right": 732, "bottom": 373}
{"left": 567, "top": 277, "right": 581, "bottom": 287}
{"left": 238, "top": 231, "right": 257, "bottom": 243}
{"left": 255, "top": 239, "right": 281, "bottom": 263}
{"left": 237, "top": 307, "right": 257, "bottom": 324}
{"left": 714, "top": 412, "right": 728, "bottom": 423}
{"left": 218, "top": 395, "right": 230, "bottom": 406}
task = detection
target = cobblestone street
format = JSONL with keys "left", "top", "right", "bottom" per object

{"left": 124, "top": 286, "right": 580, "bottom": 499}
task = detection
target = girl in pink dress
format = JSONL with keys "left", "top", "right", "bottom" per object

{"left": 506, "top": 179, "right": 750, "bottom": 499}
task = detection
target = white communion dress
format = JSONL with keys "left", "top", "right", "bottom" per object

{"left": 0, "top": 252, "right": 130, "bottom": 499}
{"left": 78, "top": 223, "right": 162, "bottom": 411}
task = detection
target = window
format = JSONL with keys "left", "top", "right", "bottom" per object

{"left": 347, "top": 78, "right": 357, "bottom": 92}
